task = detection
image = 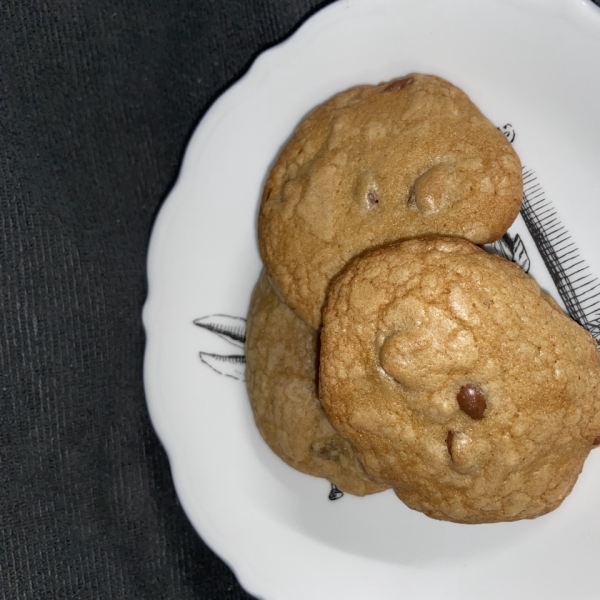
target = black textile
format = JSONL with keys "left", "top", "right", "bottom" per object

{"left": 1, "top": 1, "right": 330, "bottom": 598}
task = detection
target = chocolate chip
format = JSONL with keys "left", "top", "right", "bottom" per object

{"left": 593, "top": 436, "right": 600, "bottom": 447}
{"left": 456, "top": 384, "right": 486, "bottom": 419}
{"left": 354, "top": 173, "right": 379, "bottom": 209}
{"left": 367, "top": 190, "right": 379, "bottom": 206}
{"left": 383, "top": 76, "right": 415, "bottom": 92}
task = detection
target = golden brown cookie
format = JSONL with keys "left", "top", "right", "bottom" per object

{"left": 319, "top": 237, "right": 600, "bottom": 523}
{"left": 259, "top": 73, "right": 523, "bottom": 328}
{"left": 245, "top": 271, "right": 386, "bottom": 496}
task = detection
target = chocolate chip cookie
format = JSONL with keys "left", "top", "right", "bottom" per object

{"left": 319, "top": 237, "right": 600, "bottom": 523}
{"left": 245, "top": 271, "right": 387, "bottom": 496}
{"left": 259, "top": 74, "right": 523, "bottom": 328}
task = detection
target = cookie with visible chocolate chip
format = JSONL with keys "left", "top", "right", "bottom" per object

{"left": 245, "top": 270, "right": 387, "bottom": 496}
{"left": 259, "top": 74, "right": 523, "bottom": 328}
{"left": 319, "top": 237, "right": 600, "bottom": 523}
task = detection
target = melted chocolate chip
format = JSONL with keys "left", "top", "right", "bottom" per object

{"left": 456, "top": 384, "right": 487, "bottom": 420}
{"left": 383, "top": 76, "right": 415, "bottom": 92}
{"left": 593, "top": 436, "right": 600, "bottom": 447}
{"left": 311, "top": 440, "right": 340, "bottom": 461}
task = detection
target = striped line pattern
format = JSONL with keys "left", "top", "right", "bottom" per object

{"left": 520, "top": 168, "right": 600, "bottom": 346}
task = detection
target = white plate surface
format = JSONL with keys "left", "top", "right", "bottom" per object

{"left": 143, "top": 1, "right": 600, "bottom": 598}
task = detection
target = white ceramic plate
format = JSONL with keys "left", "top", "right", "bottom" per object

{"left": 143, "top": 0, "right": 600, "bottom": 598}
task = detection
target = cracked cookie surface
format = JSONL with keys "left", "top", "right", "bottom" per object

{"left": 245, "top": 271, "right": 387, "bottom": 496}
{"left": 259, "top": 74, "right": 523, "bottom": 328}
{"left": 319, "top": 237, "right": 600, "bottom": 523}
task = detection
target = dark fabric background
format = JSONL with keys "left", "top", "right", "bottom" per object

{"left": 0, "top": 1, "right": 331, "bottom": 598}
